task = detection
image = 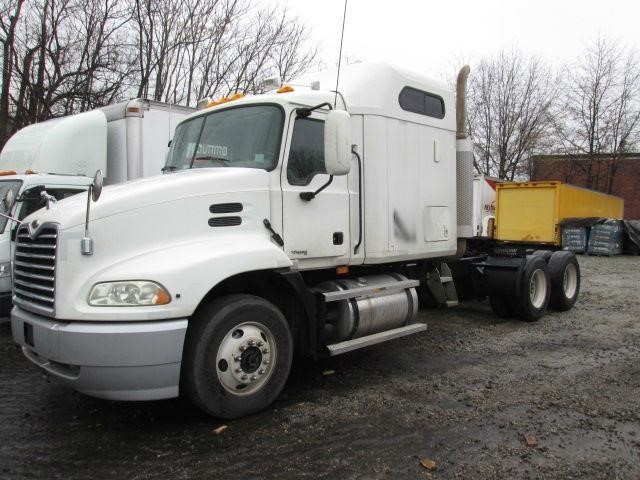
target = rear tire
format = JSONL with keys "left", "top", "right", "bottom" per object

{"left": 532, "top": 249, "right": 553, "bottom": 262}
{"left": 511, "top": 256, "right": 551, "bottom": 322}
{"left": 182, "top": 294, "right": 293, "bottom": 419}
{"left": 548, "top": 251, "right": 580, "bottom": 311}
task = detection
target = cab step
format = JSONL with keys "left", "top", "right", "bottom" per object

{"left": 325, "top": 323, "right": 427, "bottom": 356}
{"left": 424, "top": 262, "right": 459, "bottom": 308}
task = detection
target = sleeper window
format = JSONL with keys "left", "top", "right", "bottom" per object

{"left": 287, "top": 118, "right": 326, "bottom": 186}
{"left": 398, "top": 86, "right": 445, "bottom": 119}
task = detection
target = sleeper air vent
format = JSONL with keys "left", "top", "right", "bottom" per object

{"left": 210, "top": 203, "right": 243, "bottom": 214}
{"left": 209, "top": 216, "right": 242, "bottom": 227}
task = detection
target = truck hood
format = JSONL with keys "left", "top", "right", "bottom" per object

{"left": 25, "top": 168, "right": 270, "bottom": 229}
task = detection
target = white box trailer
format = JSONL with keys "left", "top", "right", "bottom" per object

{"left": 0, "top": 99, "right": 194, "bottom": 316}
{"left": 100, "top": 99, "right": 195, "bottom": 183}
{"left": 472, "top": 174, "right": 502, "bottom": 237}
{"left": 9, "top": 63, "right": 581, "bottom": 419}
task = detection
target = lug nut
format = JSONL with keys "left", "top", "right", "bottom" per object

{"left": 262, "top": 348, "right": 268, "bottom": 354}
{"left": 250, "top": 375, "right": 257, "bottom": 381}
{"left": 239, "top": 345, "right": 246, "bottom": 351}
{"left": 263, "top": 360, "right": 270, "bottom": 365}
{"left": 248, "top": 339, "right": 255, "bottom": 346}
{"left": 241, "top": 374, "right": 248, "bottom": 380}
{"left": 234, "top": 355, "right": 241, "bottom": 362}
{"left": 235, "top": 368, "right": 243, "bottom": 373}
{"left": 258, "top": 369, "right": 265, "bottom": 375}
{"left": 257, "top": 341, "right": 264, "bottom": 347}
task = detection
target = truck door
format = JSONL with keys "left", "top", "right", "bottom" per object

{"left": 281, "top": 112, "right": 350, "bottom": 267}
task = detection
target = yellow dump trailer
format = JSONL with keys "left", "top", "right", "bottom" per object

{"left": 495, "top": 181, "right": 624, "bottom": 245}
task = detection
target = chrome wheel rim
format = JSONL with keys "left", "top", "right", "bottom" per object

{"left": 563, "top": 263, "right": 578, "bottom": 299}
{"left": 529, "top": 269, "right": 547, "bottom": 309}
{"left": 216, "top": 322, "right": 276, "bottom": 396}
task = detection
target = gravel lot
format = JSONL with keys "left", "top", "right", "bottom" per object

{"left": 1, "top": 255, "right": 639, "bottom": 479}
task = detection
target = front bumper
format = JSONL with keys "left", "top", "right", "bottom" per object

{"left": 11, "top": 306, "right": 188, "bottom": 401}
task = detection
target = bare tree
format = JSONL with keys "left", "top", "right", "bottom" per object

{"left": 553, "top": 37, "right": 640, "bottom": 192}
{"left": 0, "top": 0, "right": 318, "bottom": 150}
{"left": 128, "top": 0, "right": 318, "bottom": 104}
{"left": 0, "top": 0, "right": 26, "bottom": 139}
{"left": 467, "top": 49, "right": 558, "bottom": 180}
{"left": 2, "top": 0, "right": 132, "bottom": 141}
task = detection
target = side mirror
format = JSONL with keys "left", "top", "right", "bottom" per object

{"left": 324, "top": 110, "right": 352, "bottom": 176}
{"left": 3, "top": 189, "right": 14, "bottom": 212}
{"left": 91, "top": 169, "right": 103, "bottom": 202}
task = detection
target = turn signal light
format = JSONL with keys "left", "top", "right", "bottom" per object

{"left": 276, "top": 85, "right": 294, "bottom": 93}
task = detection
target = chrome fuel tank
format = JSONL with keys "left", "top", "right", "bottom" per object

{"left": 319, "top": 273, "right": 418, "bottom": 343}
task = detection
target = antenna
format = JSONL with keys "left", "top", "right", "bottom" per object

{"left": 334, "top": 0, "right": 348, "bottom": 108}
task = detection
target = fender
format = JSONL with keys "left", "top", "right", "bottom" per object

{"left": 61, "top": 232, "right": 293, "bottom": 321}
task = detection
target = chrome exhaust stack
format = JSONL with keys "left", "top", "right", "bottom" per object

{"left": 455, "top": 65, "right": 474, "bottom": 239}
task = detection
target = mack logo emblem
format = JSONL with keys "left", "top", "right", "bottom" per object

{"left": 28, "top": 219, "right": 41, "bottom": 239}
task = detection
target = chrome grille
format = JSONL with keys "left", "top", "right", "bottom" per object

{"left": 13, "top": 224, "right": 58, "bottom": 316}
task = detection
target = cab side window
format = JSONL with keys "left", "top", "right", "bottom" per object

{"left": 287, "top": 118, "right": 325, "bottom": 186}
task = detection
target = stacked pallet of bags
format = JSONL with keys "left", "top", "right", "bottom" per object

{"left": 587, "top": 221, "right": 623, "bottom": 256}
{"left": 562, "top": 226, "right": 589, "bottom": 253}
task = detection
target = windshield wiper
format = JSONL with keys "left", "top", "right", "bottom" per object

{"left": 161, "top": 165, "right": 177, "bottom": 173}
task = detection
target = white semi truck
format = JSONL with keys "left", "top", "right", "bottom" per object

{"left": 0, "top": 99, "right": 194, "bottom": 316}
{"left": 9, "top": 63, "right": 580, "bottom": 419}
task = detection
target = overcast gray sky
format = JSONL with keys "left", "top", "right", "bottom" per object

{"left": 273, "top": 0, "right": 640, "bottom": 77}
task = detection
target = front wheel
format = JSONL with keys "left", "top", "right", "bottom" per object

{"left": 182, "top": 294, "right": 293, "bottom": 419}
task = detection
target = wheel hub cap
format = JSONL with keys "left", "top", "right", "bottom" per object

{"left": 216, "top": 322, "right": 276, "bottom": 396}
{"left": 529, "top": 268, "right": 547, "bottom": 309}
{"left": 240, "top": 347, "right": 262, "bottom": 373}
{"left": 563, "top": 263, "right": 578, "bottom": 299}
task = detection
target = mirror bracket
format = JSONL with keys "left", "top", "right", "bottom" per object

{"left": 296, "top": 102, "right": 333, "bottom": 119}
{"left": 299, "top": 175, "right": 333, "bottom": 202}
{"left": 82, "top": 169, "right": 103, "bottom": 256}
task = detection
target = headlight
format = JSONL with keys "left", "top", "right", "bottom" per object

{"left": 0, "top": 262, "right": 11, "bottom": 278}
{"left": 89, "top": 281, "right": 171, "bottom": 306}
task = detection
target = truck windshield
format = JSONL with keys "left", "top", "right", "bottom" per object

{"left": 0, "top": 180, "right": 22, "bottom": 233}
{"left": 165, "top": 105, "right": 283, "bottom": 171}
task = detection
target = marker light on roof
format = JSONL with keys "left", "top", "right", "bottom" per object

{"left": 207, "top": 92, "right": 245, "bottom": 108}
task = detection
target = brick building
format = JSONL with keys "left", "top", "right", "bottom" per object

{"left": 531, "top": 153, "right": 640, "bottom": 219}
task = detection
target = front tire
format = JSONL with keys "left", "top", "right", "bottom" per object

{"left": 182, "top": 294, "right": 293, "bottom": 419}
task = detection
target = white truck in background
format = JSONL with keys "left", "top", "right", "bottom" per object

{"left": 472, "top": 174, "right": 503, "bottom": 237}
{"left": 10, "top": 63, "right": 581, "bottom": 419}
{"left": 0, "top": 99, "right": 194, "bottom": 316}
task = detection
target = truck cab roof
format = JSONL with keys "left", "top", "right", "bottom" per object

{"left": 0, "top": 110, "right": 107, "bottom": 178}
{"left": 187, "top": 62, "right": 455, "bottom": 133}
